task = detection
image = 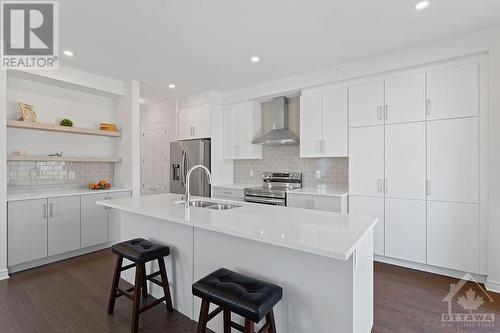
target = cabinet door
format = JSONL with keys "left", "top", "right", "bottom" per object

{"left": 349, "top": 196, "right": 385, "bottom": 256}
{"left": 236, "top": 103, "right": 259, "bottom": 159}
{"left": 427, "top": 201, "right": 479, "bottom": 273}
{"left": 287, "top": 194, "right": 312, "bottom": 209}
{"left": 384, "top": 73, "right": 426, "bottom": 124}
{"left": 322, "top": 88, "right": 348, "bottom": 157}
{"left": 191, "top": 104, "right": 211, "bottom": 139}
{"left": 300, "top": 93, "right": 323, "bottom": 158}
{"left": 427, "top": 117, "right": 479, "bottom": 203}
{"left": 427, "top": 63, "right": 479, "bottom": 120}
{"left": 107, "top": 191, "right": 132, "bottom": 242}
{"left": 177, "top": 108, "right": 192, "bottom": 141}
{"left": 81, "top": 194, "right": 108, "bottom": 248}
{"left": 48, "top": 196, "right": 81, "bottom": 256}
{"left": 223, "top": 105, "right": 239, "bottom": 159}
{"left": 349, "top": 126, "right": 385, "bottom": 197}
{"left": 349, "top": 81, "right": 384, "bottom": 127}
{"left": 312, "top": 195, "right": 344, "bottom": 213}
{"left": 385, "top": 198, "right": 426, "bottom": 263}
{"left": 385, "top": 122, "right": 426, "bottom": 200}
{"left": 8, "top": 199, "right": 48, "bottom": 266}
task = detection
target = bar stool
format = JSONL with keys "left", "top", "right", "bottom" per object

{"left": 193, "top": 268, "right": 282, "bottom": 333}
{"left": 107, "top": 238, "right": 174, "bottom": 332}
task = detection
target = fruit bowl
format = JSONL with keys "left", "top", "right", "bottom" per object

{"left": 89, "top": 180, "right": 111, "bottom": 190}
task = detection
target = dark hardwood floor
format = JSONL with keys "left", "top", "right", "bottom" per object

{"left": 0, "top": 250, "right": 499, "bottom": 332}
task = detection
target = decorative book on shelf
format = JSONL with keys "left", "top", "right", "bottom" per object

{"left": 6, "top": 120, "right": 121, "bottom": 137}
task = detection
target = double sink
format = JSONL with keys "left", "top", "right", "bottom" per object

{"left": 186, "top": 200, "right": 241, "bottom": 210}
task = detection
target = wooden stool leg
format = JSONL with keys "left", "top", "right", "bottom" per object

{"left": 244, "top": 319, "right": 254, "bottom": 333}
{"left": 223, "top": 309, "right": 231, "bottom": 333}
{"left": 266, "top": 309, "right": 277, "bottom": 333}
{"left": 131, "top": 264, "right": 144, "bottom": 333}
{"left": 107, "top": 255, "right": 123, "bottom": 315}
{"left": 197, "top": 299, "right": 210, "bottom": 333}
{"left": 157, "top": 258, "right": 174, "bottom": 312}
{"left": 141, "top": 263, "right": 148, "bottom": 298}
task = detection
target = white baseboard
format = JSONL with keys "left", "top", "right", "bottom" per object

{"left": 486, "top": 280, "right": 500, "bottom": 294}
{"left": 0, "top": 268, "right": 9, "bottom": 280}
{"left": 374, "top": 255, "right": 487, "bottom": 283}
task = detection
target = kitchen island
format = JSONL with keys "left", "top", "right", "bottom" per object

{"left": 97, "top": 193, "right": 377, "bottom": 333}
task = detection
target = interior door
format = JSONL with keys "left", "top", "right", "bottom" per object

{"left": 385, "top": 198, "right": 426, "bottom": 263}
{"left": 426, "top": 63, "right": 479, "bottom": 120}
{"left": 349, "top": 196, "right": 385, "bottom": 256}
{"left": 427, "top": 117, "right": 479, "bottom": 203}
{"left": 349, "top": 126, "right": 385, "bottom": 197}
{"left": 385, "top": 122, "right": 426, "bottom": 200}
{"left": 322, "top": 88, "right": 348, "bottom": 157}
{"left": 384, "top": 73, "right": 426, "bottom": 124}
{"left": 48, "top": 196, "right": 81, "bottom": 256}
{"left": 142, "top": 126, "right": 155, "bottom": 194}
{"left": 299, "top": 92, "right": 323, "bottom": 158}
{"left": 153, "top": 125, "right": 168, "bottom": 193}
{"left": 349, "top": 80, "right": 384, "bottom": 127}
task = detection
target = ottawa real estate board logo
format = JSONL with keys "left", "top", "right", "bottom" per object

{"left": 1, "top": 1, "right": 59, "bottom": 69}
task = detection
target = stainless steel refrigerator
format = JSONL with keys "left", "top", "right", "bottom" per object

{"left": 170, "top": 139, "right": 211, "bottom": 197}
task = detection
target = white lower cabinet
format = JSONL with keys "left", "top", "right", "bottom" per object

{"left": 212, "top": 187, "right": 244, "bottom": 202}
{"left": 81, "top": 193, "right": 108, "bottom": 248}
{"left": 385, "top": 198, "right": 426, "bottom": 263}
{"left": 48, "top": 196, "right": 81, "bottom": 256}
{"left": 287, "top": 193, "right": 347, "bottom": 213}
{"left": 349, "top": 196, "right": 385, "bottom": 256}
{"left": 427, "top": 201, "right": 480, "bottom": 274}
{"left": 107, "top": 191, "right": 132, "bottom": 241}
{"left": 7, "top": 199, "right": 48, "bottom": 266}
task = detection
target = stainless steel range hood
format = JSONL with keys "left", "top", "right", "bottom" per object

{"left": 252, "top": 96, "right": 299, "bottom": 145}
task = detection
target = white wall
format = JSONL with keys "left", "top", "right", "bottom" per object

{"left": 140, "top": 99, "right": 177, "bottom": 193}
{"left": 0, "top": 70, "right": 7, "bottom": 280}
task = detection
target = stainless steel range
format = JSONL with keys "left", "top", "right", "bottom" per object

{"left": 244, "top": 172, "right": 302, "bottom": 206}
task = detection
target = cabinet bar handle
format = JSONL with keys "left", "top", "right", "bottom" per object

{"left": 377, "top": 179, "right": 383, "bottom": 193}
{"left": 43, "top": 203, "right": 47, "bottom": 218}
{"left": 426, "top": 99, "right": 431, "bottom": 116}
{"left": 426, "top": 180, "right": 431, "bottom": 196}
{"left": 49, "top": 203, "right": 54, "bottom": 218}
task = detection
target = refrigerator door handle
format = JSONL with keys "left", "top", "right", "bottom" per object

{"left": 180, "top": 150, "right": 185, "bottom": 187}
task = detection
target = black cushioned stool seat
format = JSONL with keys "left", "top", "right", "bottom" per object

{"left": 193, "top": 268, "right": 282, "bottom": 333}
{"left": 107, "top": 238, "right": 173, "bottom": 333}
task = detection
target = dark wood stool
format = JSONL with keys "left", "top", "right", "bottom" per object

{"left": 107, "top": 238, "right": 174, "bottom": 332}
{"left": 193, "top": 268, "right": 282, "bottom": 333}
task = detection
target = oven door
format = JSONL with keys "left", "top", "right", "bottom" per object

{"left": 244, "top": 196, "right": 286, "bottom": 206}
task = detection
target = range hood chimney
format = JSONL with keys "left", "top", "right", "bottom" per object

{"left": 252, "top": 96, "right": 300, "bottom": 145}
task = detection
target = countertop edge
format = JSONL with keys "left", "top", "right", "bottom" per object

{"left": 7, "top": 188, "right": 132, "bottom": 202}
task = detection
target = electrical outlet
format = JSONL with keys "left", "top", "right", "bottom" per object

{"left": 249, "top": 169, "right": 254, "bottom": 177}
{"left": 315, "top": 170, "right": 321, "bottom": 179}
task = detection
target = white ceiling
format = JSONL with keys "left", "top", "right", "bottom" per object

{"left": 59, "top": 0, "right": 500, "bottom": 102}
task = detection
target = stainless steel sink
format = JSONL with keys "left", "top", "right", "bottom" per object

{"left": 206, "top": 203, "right": 241, "bottom": 210}
{"left": 187, "top": 200, "right": 217, "bottom": 208}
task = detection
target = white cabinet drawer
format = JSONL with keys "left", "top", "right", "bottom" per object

{"left": 287, "top": 193, "right": 347, "bottom": 213}
{"left": 212, "top": 187, "right": 244, "bottom": 199}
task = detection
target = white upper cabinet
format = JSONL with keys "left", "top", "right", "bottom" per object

{"left": 385, "top": 122, "right": 426, "bottom": 200}
{"left": 299, "top": 93, "right": 323, "bottom": 158}
{"left": 223, "top": 101, "right": 262, "bottom": 160}
{"left": 426, "top": 63, "right": 479, "bottom": 120}
{"left": 300, "top": 88, "right": 348, "bottom": 158}
{"left": 427, "top": 117, "right": 479, "bottom": 203}
{"left": 322, "top": 88, "right": 348, "bottom": 157}
{"left": 348, "top": 80, "right": 384, "bottom": 127}
{"left": 349, "top": 126, "right": 384, "bottom": 197}
{"left": 384, "top": 73, "right": 426, "bottom": 124}
{"left": 178, "top": 103, "right": 211, "bottom": 140}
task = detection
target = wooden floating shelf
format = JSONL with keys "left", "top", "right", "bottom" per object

{"left": 7, "top": 155, "right": 121, "bottom": 162}
{"left": 7, "top": 120, "right": 121, "bottom": 137}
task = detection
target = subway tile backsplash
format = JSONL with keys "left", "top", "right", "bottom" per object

{"left": 233, "top": 97, "right": 349, "bottom": 190}
{"left": 7, "top": 161, "right": 114, "bottom": 193}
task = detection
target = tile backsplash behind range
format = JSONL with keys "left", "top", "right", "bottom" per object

{"left": 8, "top": 161, "right": 114, "bottom": 193}
{"left": 233, "top": 97, "right": 348, "bottom": 190}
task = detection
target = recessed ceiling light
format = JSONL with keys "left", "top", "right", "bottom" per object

{"left": 251, "top": 56, "right": 260, "bottom": 63}
{"left": 415, "top": 1, "right": 430, "bottom": 11}
{"left": 139, "top": 98, "right": 146, "bottom": 104}
{"left": 63, "top": 50, "right": 74, "bottom": 57}
{"left": 168, "top": 84, "right": 176, "bottom": 89}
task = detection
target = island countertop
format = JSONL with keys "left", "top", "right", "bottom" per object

{"left": 97, "top": 193, "right": 377, "bottom": 261}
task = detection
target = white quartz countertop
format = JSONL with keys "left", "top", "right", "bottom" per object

{"left": 7, "top": 187, "right": 132, "bottom": 201}
{"left": 287, "top": 186, "right": 348, "bottom": 197}
{"left": 97, "top": 193, "right": 377, "bottom": 261}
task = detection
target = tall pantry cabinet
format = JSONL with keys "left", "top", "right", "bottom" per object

{"left": 348, "top": 62, "right": 481, "bottom": 274}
